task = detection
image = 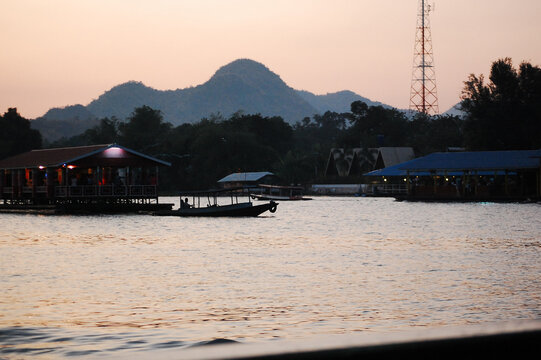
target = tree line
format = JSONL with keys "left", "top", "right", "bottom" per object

{"left": 1, "top": 58, "right": 540, "bottom": 190}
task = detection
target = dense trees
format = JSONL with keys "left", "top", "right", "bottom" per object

{"left": 118, "top": 105, "right": 172, "bottom": 152}
{"left": 406, "top": 113, "right": 464, "bottom": 155}
{"left": 461, "top": 58, "right": 541, "bottom": 150}
{"left": 0, "top": 108, "right": 42, "bottom": 160}
{"left": 340, "top": 102, "right": 410, "bottom": 148}
{"left": 158, "top": 113, "right": 294, "bottom": 189}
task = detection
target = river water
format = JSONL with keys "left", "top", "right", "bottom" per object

{"left": 0, "top": 197, "right": 540, "bottom": 358}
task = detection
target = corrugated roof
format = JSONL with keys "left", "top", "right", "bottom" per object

{"left": 365, "top": 158, "right": 421, "bottom": 177}
{"left": 402, "top": 150, "right": 541, "bottom": 171}
{"left": 218, "top": 172, "right": 274, "bottom": 183}
{"left": 365, "top": 150, "right": 541, "bottom": 177}
{"left": 0, "top": 144, "right": 171, "bottom": 169}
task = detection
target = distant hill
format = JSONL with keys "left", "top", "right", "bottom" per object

{"left": 31, "top": 59, "right": 396, "bottom": 141}
{"left": 442, "top": 102, "right": 465, "bottom": 117}
{"left": 296, "top": 90, "right": 388, "bottom": 113}
{"left": 86, "top": 59, "right": 319, "bottom": 124}
{"left": 31, "top": 105, "right": 100, "bottom": 142}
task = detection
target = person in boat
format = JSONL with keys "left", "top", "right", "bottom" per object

{"left": 180, "top": 197, "right": 191, "bottom": 209}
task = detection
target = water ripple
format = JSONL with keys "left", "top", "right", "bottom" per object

{"left": 0, "top": 197, "right": 540, "bottom": 358}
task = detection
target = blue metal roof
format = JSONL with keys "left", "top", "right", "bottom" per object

{"left": 365, "top": 150, "right": 541, "bottom": 177}
{"left": 217, "top": 172, "right": 275, "bottom": 183}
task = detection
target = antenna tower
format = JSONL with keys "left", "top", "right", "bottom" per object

{"left": 409, "top": 0, "right": 439, "bottom": 115}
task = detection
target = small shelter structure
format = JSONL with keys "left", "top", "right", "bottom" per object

{"left": 364, "top": 150, "right": 541, "bottom": 201}
{"left": 217, "top": 172, "right": 277, "bottom": 189}
{"left": 0, "top": 144, "right": 173, "bottom": 213}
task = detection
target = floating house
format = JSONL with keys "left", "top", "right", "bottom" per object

{"left": 217, "top": 172, "right": 277, "bottom": 189}
{"left": 0, "top": 144, "right": 174, "bottom": 213}
{"left": 364, "top": 150, "right": 541, "bottom": 201}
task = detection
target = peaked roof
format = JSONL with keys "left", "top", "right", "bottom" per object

{"left": 365, "top": 149, "right": 541, "bottom": 177}
{"left": 376, "top": 147, "right": 415, "bottom": 168}
{"left": 324, "top": 147, "right": 413, "bottom": 177}
{"left": 0, "top": 144, "right": 171, "bottom": 169}
{"left": 218, "top": 172, "right": 274, "bottom": 183}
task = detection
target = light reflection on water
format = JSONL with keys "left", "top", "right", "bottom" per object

{"left": 0, "top": 197, "right": 540, "bottom": 357}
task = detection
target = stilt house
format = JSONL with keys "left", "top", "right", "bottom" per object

{"left": 0, "top": 144, "right": 173, "bottom": 213}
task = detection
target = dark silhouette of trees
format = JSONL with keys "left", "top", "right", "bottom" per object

{"left": 407, "top": 113, "right": 464, "bottom": 155}
{"left": 84, "top": 117, "right": 120, "bottom": 144}
{"left": 292, "top": 112, "right": 349, "bottom": 182}
{"left": 48, "top": 117, "right": 121, "bottom": 148}
{"left": 461, "top": 58, "right": 541, "bottom": 150}
{"left": 0, "top": 108, "right": 42, "bottom": 160}
{"left": 340, "top": 101, "right": 409, "bottom": 148}
{"left": 159, "top": 113, "right": 293, "bottom": 189}
{"left": 119, "top": 105, "right": 172, "bottom": 152}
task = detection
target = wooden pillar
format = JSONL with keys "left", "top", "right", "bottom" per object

{"left": 31, "top": 168, "right": 38, "bottom": 203}
{"left": 520, "top": 171, "right": 525, "bottom": 196}
{"left": 17, "top": 169, "right": 24, "bottom": 198}
{"left": 538, "top": 166, "right": 541, "bottom": 198}
{"left": 406, "top": 170, "right": 411, "bottom": 194}
{"left": 461, "top": 173, "right": 465, "bottom": 197}
{"left": 46, "top": 168, "right": 55, "bottom": 201}
{"left": 155, "top": 166, "right": 159, "bottom": 202}
{"left": 0, "top": 169, "right": 4, "bottom": 201}
{"left": 474, "top": 170, "right": 478, "bottom": 197}
{"left": 505, "top": 170, "right": 509, "bottom": 197}
{"left": 11, "top": 171, "right": 16, "bottom": 200}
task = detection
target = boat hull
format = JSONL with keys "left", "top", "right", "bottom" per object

{"left": 153, "top": 201, "right": 277, "bottom": 217}
{"left": 251, "top": 194, "right": 312, "bottom": 201}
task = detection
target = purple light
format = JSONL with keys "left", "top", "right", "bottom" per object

{"left": 103, "top": 147, "right": 125, "bottom": 158}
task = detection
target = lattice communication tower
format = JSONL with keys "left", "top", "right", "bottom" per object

{"left": 409, "top": 0, "right": 439, "bottom": 115}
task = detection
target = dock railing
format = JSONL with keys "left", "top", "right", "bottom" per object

{"left": 54, "top": 185, "right": 157, "bottom": 198}
{"left": 365, "top": 183, "right": 408, "bottom": 195}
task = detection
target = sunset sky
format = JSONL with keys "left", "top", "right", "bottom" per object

{"left": 1, "top": 0, "right": 540, "bottom": 119}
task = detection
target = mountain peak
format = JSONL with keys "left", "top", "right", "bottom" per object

{"left": 107, "top": 81, "right": 154, "bottom": 93}
{"left": 214, "top": 59, "right": 271, "bottom": 76}
{"left": 211, "top": 59, "right": 284, "bottom": 88}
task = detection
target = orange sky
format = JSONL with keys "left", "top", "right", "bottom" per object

{"left": 1, "top": 0, "right": 540, "bottom": 119}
